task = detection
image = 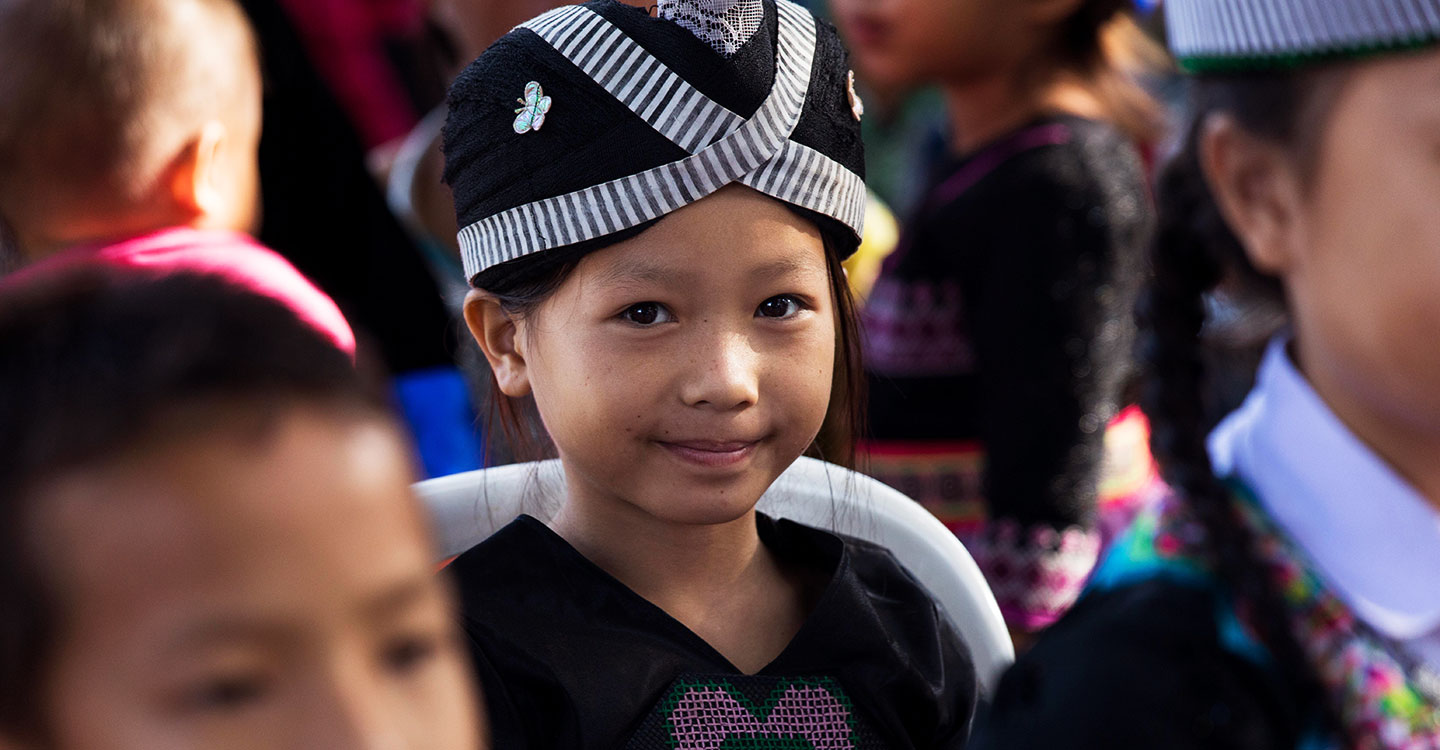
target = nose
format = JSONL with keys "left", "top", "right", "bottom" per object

{"left": 680, "top": 328, "right": 760, "bottom": 411}
{"left": 300, "top": 659, "right": 404, "bottom": 750}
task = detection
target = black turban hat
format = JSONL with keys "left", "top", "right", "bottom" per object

{"left": 443, "top": 0, "right": 866, "bottom": 289}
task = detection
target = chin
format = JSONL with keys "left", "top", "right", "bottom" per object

{"left": 632, "top": 473, "right": 775, "bottom": 528}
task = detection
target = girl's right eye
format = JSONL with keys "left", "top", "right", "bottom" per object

{"left": 619, "top": 302, "right": 674, "bottom": 326}
{"left": 178, "top": 674, "right": 270, "bottom": 714}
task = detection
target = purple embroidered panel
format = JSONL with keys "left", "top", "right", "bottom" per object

{"left": 625, "top": 675, "right": 890, "bottom": 749}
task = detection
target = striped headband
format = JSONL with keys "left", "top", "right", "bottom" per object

{"left": 442, "top": 0, "right": 867, "bottom": 285}
{"left": 1167, "top": 0, "right": 1440, "bottom": 72}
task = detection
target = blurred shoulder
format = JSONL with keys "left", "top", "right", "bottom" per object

{"left": 970, "top": 579, "right": 1301, "bottom": 750}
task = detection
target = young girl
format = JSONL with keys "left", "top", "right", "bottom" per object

{"left": 0, "top": 271, "right": 483, "bottom": 749}
{"left": 439, "top": 0, "right": 977, "bottom": 746}
{"left": 973, "top": 2, "right": 1440, "bottom": 747}
{"left": 828, "top": 0, "right": 1166, "bottom": 638}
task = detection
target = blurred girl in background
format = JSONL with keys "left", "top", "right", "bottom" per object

{"left": 975, "top": 1, "right": 1440, "bottom": 746}
{"left": 831, "top": 0, "right": 1164, "bottom": 640}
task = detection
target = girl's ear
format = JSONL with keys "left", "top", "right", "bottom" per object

{"left": 1023, "top": 0, "right": 1085, "bottom": 24}
{"left": 1199, "top": 112, "right": 1307, "bottom": 276}
{"left": 0, "top": 733, "right": 34, "bottom": 750}
{"left": 464, "top": 291, "right": 533, "bottom": 397}
{"left": 167, "top": 120, "right": 229, "bottom": 222}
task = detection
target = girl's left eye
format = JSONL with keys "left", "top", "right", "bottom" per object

{"left": 381, "top": 632, "right": 442, "bottom": 677}
{"left": 178, "top": 674, "right": 271, "bottom": 714}
{"left": 619, "top": 302, "right": 675, "bottom": 326}
{"left": 756, "top": 295, "right": 805, "bottom": 319}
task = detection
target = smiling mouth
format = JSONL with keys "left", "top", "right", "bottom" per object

{"left": 656, "top": 439, "right": 761, "bottom": 469}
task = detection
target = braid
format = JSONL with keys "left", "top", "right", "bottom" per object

{"left": 1138, "top": 118, "right": 1332, "bottom": 730}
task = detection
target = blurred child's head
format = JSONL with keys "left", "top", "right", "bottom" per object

{"left": 831, "top": 0, "right": 1163, "bottom": 142}
{"left": 1138, "top": 5, "right": 1440, "bottom": 717}
{"left": 1144, "top": 48, "right": 1440, "bottom": 471}
{"left": 0, "top": 0, "right": 263, "bottom": 260}
{"left": 0, "top": 272, "right": 483, "bottom": 749}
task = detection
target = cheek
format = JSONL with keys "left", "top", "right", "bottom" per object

{"left": 526, "top": 328, "right": 655, "bottom": 449}
{"left": 42, "top": 630, "right": 173, "bottom": 748}
{"left": 1294, "top": 130, "right": 1440, "bottom": 420}
{"left": 767, "top": 322, "right": 837, "bottom": 429}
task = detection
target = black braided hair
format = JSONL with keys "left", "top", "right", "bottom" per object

{"left": 1138, "top": 69, "right": 1347, "bottom": 734}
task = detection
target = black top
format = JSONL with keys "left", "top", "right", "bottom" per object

{"left": 969, "top": 579, "right": 1304, "bottom": 749}
{"left": 448, "top": 514, "right": 978, "bottom": 749}
{"left": 863, "top": 115, "right": 1149, "bottom": 529}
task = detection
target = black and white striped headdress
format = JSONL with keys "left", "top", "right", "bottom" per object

{"left": 1167, "top": 0, "right": 1440, "bottom": 72}
{"left": 443, "top": 0, "right": 866, "bottom": 287}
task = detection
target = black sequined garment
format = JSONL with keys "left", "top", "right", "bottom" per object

{"left": 861, "top": 115, "right": 1152, "bottom": 630}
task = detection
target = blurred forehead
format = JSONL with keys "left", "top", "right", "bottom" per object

{"left": 31, "top": 408, "right": 431, "bottom": 631}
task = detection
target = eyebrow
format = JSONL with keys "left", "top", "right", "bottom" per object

{"left": 592, "top": 258, "right": 697, "bottom": 288}
{"left": 161, "top": 577, "right": 440, "bottom": 652}
{"left": 595, "top": 250, "right": 823, "bottom": 290}
{"left": 360, "top": 575, "right": 441, "bottom": 621}
{"left": 746, "top": 255, "right": 822, "bottom": 281}
{"left": 164, "top": 618, "right": 297, "bottom": 653}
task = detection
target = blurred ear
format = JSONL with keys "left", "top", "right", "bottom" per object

{"left": 1199, "top": 112, "right": 1307, "bottom": 276}
{"left": 167, "top": 121, "right": 229, "bottom": 222}
{"left": 464, "top": 290, "right": 532, "bottom": 397}
{"left": 1023, "top": 0, "right": 1085, "bottom": 24}
{"left": 0, "top": 733, "right": 34, "bottom": 750}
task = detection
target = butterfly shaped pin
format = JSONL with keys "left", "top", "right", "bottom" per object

{"left": 512, "top": 81, "right": 552, "bottom": 134}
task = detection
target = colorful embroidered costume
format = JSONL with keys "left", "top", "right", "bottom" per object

{"left": 973, "top": 340, "right": 1440, "bottom": 749}
{"left": 974, "top": 483, "right": 1440, "bottom": 749}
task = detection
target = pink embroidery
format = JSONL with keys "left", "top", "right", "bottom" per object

{"left": 862, "top": 278, "right": 975, "bottom": 377}
{"left": 961, "top": 519, "right": 1102, "bottom": 632}
{"left": 667, "top": 684, "right": 855, "bottom": 749}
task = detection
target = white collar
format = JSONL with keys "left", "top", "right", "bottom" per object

{"left": 1208, "top": 337, "right": 1440, "bottom": 641}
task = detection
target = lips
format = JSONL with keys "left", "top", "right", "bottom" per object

{"left": 657, "top": 439, "right": 761, "bottom": 469}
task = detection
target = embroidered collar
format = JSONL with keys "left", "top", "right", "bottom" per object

{"left": 1209, "top": 337, "right": 1440, "bottom": 642}
{"left": 1094, "top": 484, "right": 1440, "bottom": 747}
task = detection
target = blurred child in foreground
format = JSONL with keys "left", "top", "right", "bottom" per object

{"left": 0, "top": 270, "right": 484, "bottom": 748}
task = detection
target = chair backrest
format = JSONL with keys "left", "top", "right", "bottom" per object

{"left": 416, "top": 456, "right": 1015, "bottom": 695}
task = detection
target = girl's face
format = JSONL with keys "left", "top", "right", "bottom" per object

{"left": 1210, "top": 49, "right": 1440, "bottom": 479}
{"left": 829, "top": 0, "right": 1028, "bottom": 90}
{"left": 26, "top": 409, "right": 484, "bottom": 750}
{"left": 482, "top": 186, "right": 836, "bottom": 527}
{"left": 1282, "top": 49, "right": 1440, "bottom": 465}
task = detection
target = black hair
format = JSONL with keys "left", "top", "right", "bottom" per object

{"left": 0, "top": 269, "right": 387, "bottom": 741}
{"left": 474, "top": 224, "right": 866, "bottom": 471}
{"left": 1052, "top": 0, "right": 1167, "bottom": 146}
{"left": 1137, "top": 68, "right": 1348, "bottom": 730}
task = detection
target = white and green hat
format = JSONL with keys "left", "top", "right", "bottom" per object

{"left": 1166, "top": 0, "right": 1440, "bottom": 72}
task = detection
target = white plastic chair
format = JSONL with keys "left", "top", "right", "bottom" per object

{"left": 416, "top": 455, "right": 1015, "bottom": 695}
